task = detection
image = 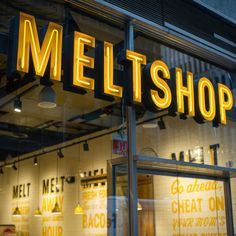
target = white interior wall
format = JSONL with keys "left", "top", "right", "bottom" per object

{"left": 0, "top": 117, "right": 236, "bottom": 235}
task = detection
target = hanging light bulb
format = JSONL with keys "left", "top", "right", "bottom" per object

{"left": 52, "top": 202, "right": 61, "bottom": 215}
{"left": 34, "top": 156, "right": 42, "bottom": 217}
{"left": 52, "top": 154, "right": 62, "bottom": 215}
{"left": 137, "top": 201, "right": 142, "bottom": 211}
{"left": 34, "top": 207, "right": 42, "bottom": 217}
{"left": 12, "top": 206, "right": 21, "bottom": 216}
{"left": 74, "top": 202, "right": 84, "bottom": 215}
{"left": 13, "top": 155, "right": 21, "bottom": 217}
{"left": 74, "top": 144, "right": 83, "bottom": 215}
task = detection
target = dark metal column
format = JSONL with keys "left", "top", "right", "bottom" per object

{"left": 125, "top": 20, "right": 138, "bottom": 236}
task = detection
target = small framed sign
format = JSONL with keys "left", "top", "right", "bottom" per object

{"left": 189, "top": 146, "right": 204, "bottom": 164}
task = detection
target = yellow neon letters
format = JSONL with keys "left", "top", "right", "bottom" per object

{"left": 17, "top": 12, "right": 63, "bottom": 81}
{"left": 176, "top": 69, "right": 195, "bottom": 116}
{"left": 198, "top": 77, "right": 216, "bottom": 121}
{"left": 73, "top": 32, "right": 95, "bottom": 90}
{"left": 126, "top": 50, "right": 146, "bottom": 102}
{"left": 150, "top": 60, "right": 172, "bottom": 109}
{"left": 218, "top": 83, "right": 233, "bottom": 125}
{"left": 104, "top": 42, "right": 123, "bottom": 97}
{"left": 13, "top": 12, "right": 234, "bottom": 126}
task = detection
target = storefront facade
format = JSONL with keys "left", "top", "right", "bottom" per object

{"left": 0, "top": 0, "right": 236, "bottom": 235}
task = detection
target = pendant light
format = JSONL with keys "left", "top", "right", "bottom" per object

{"left": 13, "top": 206, "right": 21, "bottom": 216}
{"left": 74, "top": 143, "right": 84, "bottom": 215}
{"left": 142, "top": 111, "right": 157, "bottom": 129}
{"left": 52, "top": 202, "right": 61, "bottom": 215}
{"left": 34, "top": 207, "right": 42, "bottom": 217}
{"left": 34, "top": 156, "right": 42, "bottom": 217}
{"left": 13, "top": 157, "right": 21, "bottom": 216}
{"left": 74, "top": 202, "right": 84, "bottom": 215}
{"left": 38, "top": 86, "right": 56, "bottom": 109}
{"left": 52, "top": 155, "right": 61, "bottom": 215}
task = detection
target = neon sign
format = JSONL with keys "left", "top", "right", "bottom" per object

{"left": 15, "top": 12, "right": 63, "bottom": 81}
{"left": 7, "top": 12, "right": 234, "bottom": 125}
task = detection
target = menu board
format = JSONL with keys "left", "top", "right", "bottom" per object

{"left": 81, "top": 183, "right": 107, "bottom": 236}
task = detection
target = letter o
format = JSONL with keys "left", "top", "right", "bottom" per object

{"left": 208, "top": 197, "right": 216, "bottom": 211}
{"left": 198, "top": 77, "right": 216, "bottom": 121}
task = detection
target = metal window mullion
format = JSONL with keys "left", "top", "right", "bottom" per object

{"left": 125, "top": 20, "right": 138, "bottom": 236}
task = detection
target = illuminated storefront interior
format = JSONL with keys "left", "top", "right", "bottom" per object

{"left": 0, "top": 1, "right": 236, "bottom": 236}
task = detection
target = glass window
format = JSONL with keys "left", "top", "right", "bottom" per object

{"left": 0, "top": 2, "right": 235, "bottom": 236}
{"left": 0, "top": 8, "right": 126, "bottom": 236}
{"left": 135, "top": 33, "right": 236, "bottom": 235}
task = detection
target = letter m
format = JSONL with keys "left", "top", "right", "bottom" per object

{"left": 43, "top": 179, "right": 49, "bottom": 194}
{"left": 13, "top": 185, "right": 18, "bottom": 199}
{"left": 8, "top": 12, "right": 63, "bottom": 81}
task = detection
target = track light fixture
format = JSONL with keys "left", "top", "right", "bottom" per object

{"left": 158, "top": 117, "right": 166, "bottom": 130}
{"left": 14, "top": 97, "right": 22, "bottom": 113}
{"left": 34, "top": 157, "right": 38, "bottom": 166}
{"left": 57, "top": 149, "right": 64, "bottom": 158}
{"left": 83, "top": 141, "right": 89, "bottom": 151}
{"left": 12, "top": 162, "right": 17, "bottom": 171}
